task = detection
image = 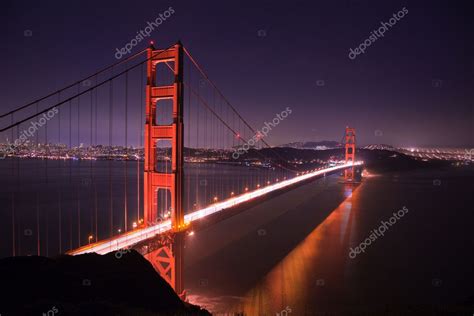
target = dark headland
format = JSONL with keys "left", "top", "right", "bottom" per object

{"left": 0, "top": 250, "right": 210, "bottom": 315}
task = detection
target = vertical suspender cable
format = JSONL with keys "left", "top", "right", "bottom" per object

{"left": 68, "top": 100, "right": 72, "bottom": 250}
{"left": 11, "top": 115, "right": 16, "bottom": 256}
{"left": 138, "top": 64, "right": 143, "bottom": 223}
{"left": 94, "top": 76, "right": 98, "bottom": 242}
{"left": 124, "top": 70, "right": 128, "bottom": 232}
{"left": 109, "top": 79, "right": 113, "bottom": 237}
{"left": 58, "top": 92, "right": 62, "bottom": 253}
{"left": 45, "top": 98, "right": 50, "bottom": 256}
{"left": 195, "top": 70, "right": 199, "bottom": 209}
{"left": 77, "top": 86, "right": 81, "bottom": 247}
{"left": 90, "top": 87, "right": 93, "bottom": 239}
{"left": 35, "top": 103, "right": 40, "bottom": 255}
{"left": 16, "top": 123, "right": 21, "bottom": 255}
{"left": 186, "top": 57, "right": 191, "bottom": 214}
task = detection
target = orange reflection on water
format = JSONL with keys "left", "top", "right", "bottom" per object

{"left": 230, "top": 184, "right": 362, "bottom": 315}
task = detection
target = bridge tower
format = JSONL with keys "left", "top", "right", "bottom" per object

{"left": 344, "top": 127, "right": 356, "bottom": 181}
{"left": 143, "top": 42, "right": 185, "bottom": 297}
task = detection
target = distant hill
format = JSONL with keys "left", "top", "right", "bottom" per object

{"left": 238, "top": 146, "right": 450, "bottom": 173}
{"left": 279, "top": 141, "right": 341, "bottom": 150}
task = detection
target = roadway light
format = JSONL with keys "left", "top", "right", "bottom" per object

{"left": 230, "top": 191, "right": 235, "bottom": 196}
{"left": 245, "top": 187, "right": 249, "bottom": 191}
{"left": 132, "top": 222, "right": 137, "bottom": 229}
{"left": 88, "top": 235, "right": 93, "bottom": 245}
{"left": 188, "top": 231, "right": 195, "bottom": 236}
{"left": 117, "top": 229, "right": 122, "bottom": 233}
{"left": 257, "top": 184, "right": 260, "bottom": 188}
{"left": 213, "top": 196, "right": 218, "bottom": 202}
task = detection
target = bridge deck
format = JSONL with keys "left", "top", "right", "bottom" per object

{"left": 69, "top": 162, "right": 362, "bottom": 255}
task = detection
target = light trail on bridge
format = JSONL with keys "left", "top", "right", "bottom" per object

{"left": 69, "top": 161, "right": 362, "bottom": 256}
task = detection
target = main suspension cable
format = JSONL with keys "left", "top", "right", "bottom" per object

{"left": 0, "top": 49, "right": 147, "bottom": 118}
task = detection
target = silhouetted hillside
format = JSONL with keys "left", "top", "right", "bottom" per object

{"left": 357, "top": 149, "right": 450, "bottom": 172}
{"left": 0, "top": 250, "right": 210, "bottom": 315}
{"left": 242, "top": 147, "right": 451, "bottom": 172}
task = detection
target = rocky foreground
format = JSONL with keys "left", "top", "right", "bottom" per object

{"left": 0, "top": 250, "right": 210, "bottom": 315}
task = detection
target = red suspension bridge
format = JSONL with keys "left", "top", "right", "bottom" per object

{"left": 0, "top": 42, "right": 361, "bottom": 298}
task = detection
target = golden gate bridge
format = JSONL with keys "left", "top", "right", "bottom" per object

{"left": 0, "top": 41, "right": 361, "bottom": 299}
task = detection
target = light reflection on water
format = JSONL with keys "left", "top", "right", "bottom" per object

{"left": 187, "top": 168, "right": 474, "bottom": 315}
{"left": 224, "top": 184, "right": 361, "bottom": 315}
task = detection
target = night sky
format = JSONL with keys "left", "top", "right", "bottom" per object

{"left": 1, "top": 0, "right": 472, "bottom": 147}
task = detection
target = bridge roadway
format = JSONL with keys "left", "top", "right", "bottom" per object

{"left": 69, "top": 162, "right": 362, "bottom": 255}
